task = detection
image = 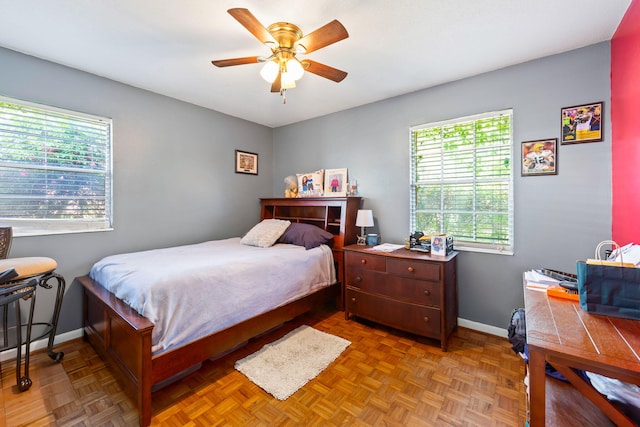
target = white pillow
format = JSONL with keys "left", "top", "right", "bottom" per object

{"left": 241, "top": 219, "right": 292, "bottom": 248}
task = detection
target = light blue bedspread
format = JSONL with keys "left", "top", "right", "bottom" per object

{"left": 90, "top": 238, "right": 335, "bottom": 355}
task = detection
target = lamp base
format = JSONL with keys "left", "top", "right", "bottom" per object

{"left": 357, "top": 235, "right": 366, "bottom": 245}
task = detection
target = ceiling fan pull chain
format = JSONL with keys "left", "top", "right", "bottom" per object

{"left": 281, "top": 89, "right": 287, "bottom": 104}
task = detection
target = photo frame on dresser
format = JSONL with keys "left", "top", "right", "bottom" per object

{"left": 324, "top": 168, "right": 348, "bottom": 197}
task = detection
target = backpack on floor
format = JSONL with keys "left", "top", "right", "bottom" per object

{"left": 507, "top": 308, "right": 526, "bottom": 354}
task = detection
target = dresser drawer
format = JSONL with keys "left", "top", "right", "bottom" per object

{"left": 345, "top": 251, "right": 386, "bottom": 272}
{"left": 345, "top": 288, "right": 441, "bottom": 338}
{"left": 346, "top": 272, "right": 440, "bottom": 306}
{"left": 387, "top": 258, "right": 440, "bottom": 281}
{"left": 345, "top": 267, "right": 381, "bottom": 289}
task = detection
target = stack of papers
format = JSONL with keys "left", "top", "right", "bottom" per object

{"left": 524, "top": 270, "right": 560, "bottom": 291}
{"left": 609, "top": 243, "right": 640, "bottom": 267}
{"left": 370, "top": 243, "right": 405, "bottom": 252}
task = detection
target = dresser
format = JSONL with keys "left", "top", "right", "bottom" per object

{"left": 343, "top": 244, "right": 458, "bottom": 351}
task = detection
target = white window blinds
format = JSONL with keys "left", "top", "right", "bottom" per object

{"left": 410, "top": 110, "right": 513, "bottom": 254}
{"left": 0, "top": 96, "right": 112, "bottom": 236}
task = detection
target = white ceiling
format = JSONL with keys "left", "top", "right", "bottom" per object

{"left": 0, "top": 1, "right": 631, "bottom": 128}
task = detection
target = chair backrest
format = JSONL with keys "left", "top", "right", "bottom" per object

{"left": 0, "top": 227, "right": 12, "bottom": 259}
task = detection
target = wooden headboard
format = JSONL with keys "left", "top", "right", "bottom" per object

{"left": 260, "top": 197, "right": 362, "bottom": 285}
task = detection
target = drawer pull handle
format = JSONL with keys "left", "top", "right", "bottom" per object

{"left": 423, "top": 316, "right": 430, "bottom": 323}
{"left": 355, "top": 276, "right": 362, "bottom": 283}
{"left": 407, "top": 266, "right": 414, "bottom": 273}
{"left": 360, "top": 259, "right": 367, "bottom": 265}
{"left": 423, "top": 290, "right": 430, "bottom": 296}
{"left": 351, "top": 297, "right": 356, "bottom": 303}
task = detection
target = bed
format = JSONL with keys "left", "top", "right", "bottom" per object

{"left": 78, "top": 197, "right": 361, "bottom": 426}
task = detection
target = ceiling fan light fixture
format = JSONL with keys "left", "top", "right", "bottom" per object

{"left": 213, "top": 8, "right": 349, "bottom": 100}
{"left": 285, "top": 58, "right": 304, "bottom": 81}
{"left": 281, "top": 71, "right": 297, "bottom": 89}
{"left": 260, "top": 60, "right": 279, "bottom": 83}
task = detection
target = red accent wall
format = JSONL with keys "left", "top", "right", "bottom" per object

{"left": 611, "top": 0, "right": 640, "bottom": 245}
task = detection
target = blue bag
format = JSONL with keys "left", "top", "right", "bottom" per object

{"left": 576, "top": 261, "right": 640, "bottom": 320}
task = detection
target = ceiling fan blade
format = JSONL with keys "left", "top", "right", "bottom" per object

{"left": 227, "top": 8, "right": 277, "bottom": 46}
{"left": 302, "top": 60, "right": 348, "bottom": 82}
{"left": 271, "top": 72, "right": 282, "bottom": 92}
{"left": 296, "top": 20, "right": 348, "bottom": 54}
{"left": 211, "top": 56, "right": 261, "bottom": 67}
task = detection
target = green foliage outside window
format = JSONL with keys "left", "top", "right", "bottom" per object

{"left": 0, "top": 97, "right": 112, "bottom": 235}
{"left": 410, "top": 111, "right": 513, "bottom": 252}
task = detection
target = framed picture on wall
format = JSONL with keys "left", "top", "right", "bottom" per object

{"left": 324, "top": 168, "right": 348, "bottom": 197}
{"left": 561, "top": 101, "right": 603, "bottom": 144}
{"left": 235, "top": 150, "right": 258, "bottom": 175}
{"left": 521, "top": 138, "right": 557, "bottom": 176}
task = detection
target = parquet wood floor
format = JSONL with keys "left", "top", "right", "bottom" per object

{"left": 1, "top": 308, "right": 528, "bottom": 426}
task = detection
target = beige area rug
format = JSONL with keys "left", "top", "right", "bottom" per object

{"left": 234, "top": 325, "right": 351, "bottom": 400}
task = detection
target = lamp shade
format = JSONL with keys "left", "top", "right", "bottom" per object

{"left": 286, "top": 58, "right": 304, "bottom": 80}
{"left": 355, "top": 210, "right": 374, "bottom": 227}
{"left": 260, "top": 60, "right": 279, "bottom": 83}
{"left": 281, "top": 71, "right": 297, "bottom": 89}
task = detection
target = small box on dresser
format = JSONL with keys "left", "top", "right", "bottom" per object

{"left": 343, "top": 244, "right": 458, "bottom": 351}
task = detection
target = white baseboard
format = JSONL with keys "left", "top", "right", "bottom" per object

{"left": 0, "top": 328, "right": 83, "bottom": 362}
{"left": 458, "top": 318, "right": 508, "bottom": 338}
{"left": 1, "top": 320, "right": 507, "bottom": 363}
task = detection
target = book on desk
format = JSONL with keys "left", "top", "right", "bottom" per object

{"left": 524, "top": 268, "right": 579, "bottom": 301}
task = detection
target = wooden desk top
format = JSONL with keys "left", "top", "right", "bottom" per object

{"left": 524, "top": 284, "right": 640, "bottom": 384}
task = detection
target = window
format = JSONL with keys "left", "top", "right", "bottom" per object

{"left": 410, "top": 110, "right": 513, "bottom": 254}
{"left": 0, "top": 96, "right": 112, "bottom": 236}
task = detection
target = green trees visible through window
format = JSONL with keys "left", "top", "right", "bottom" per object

{"left": 410, "top": 110, "right": 513, "bottom": 253}
{"left": 0, "top": 97, "right": 112, "bottom": 236}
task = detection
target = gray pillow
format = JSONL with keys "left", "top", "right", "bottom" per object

{"left": 277, "top": 223, "right": 334, "bottom": 250}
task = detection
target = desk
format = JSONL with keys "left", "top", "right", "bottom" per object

{"left": 524, "top": 281, "right": 640, "bottom": 426}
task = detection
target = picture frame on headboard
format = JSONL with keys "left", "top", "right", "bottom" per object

{"left": 235, "top": 150, "right": 258, "bottom": 175}
{"left": 324, "top": 168, "right": 348, "bottom": 197}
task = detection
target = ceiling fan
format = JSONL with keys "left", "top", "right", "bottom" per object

{"left": 212, "top": 8, "right": 349, "bottom": 103}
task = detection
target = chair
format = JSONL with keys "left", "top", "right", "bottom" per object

{"left": 0, "top": 227, "right": 66, "bottom": 391}
{"left": 0, "top": 268, "right": 37, "bottom": 391}
{"left": 0, "top": 227, "right": 12, "bottom": 259}
{"left": 0, "top": 227, "right": 14, "bottom": 353}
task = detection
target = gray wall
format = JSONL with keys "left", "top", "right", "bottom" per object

{"left": 0, "top": 47, "right": 274, "bottom": 333}
{"left": 273, "top": 42, "right": 612, "bottom": 329}
{"left": 0, "top": 41, "right": 613, "bottom": 338}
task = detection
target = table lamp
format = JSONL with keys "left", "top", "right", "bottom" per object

{"left": 355, "top": 209, "right": 374, "bottom": 245}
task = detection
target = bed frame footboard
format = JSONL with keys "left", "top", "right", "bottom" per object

{"left": 78, "top": 275, "right": 339, "bottom": 426}
{"left": 79, "top": 276, "right": 153, "bottom": 426}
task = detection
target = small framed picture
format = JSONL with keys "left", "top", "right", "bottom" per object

{"left": 561, "top": 101, "right": 603, "bottom": 144}
{"left": 235, "top": 150, "right": 258, "bottom": 175}
{"left": 296, "top": 170, "right": 324, "bottom": 197}
{"left": 324, "top": 168, "right": 348, "bottom": 197}
{"left": 521, "top": 138, "right": 557, "bottom": 176}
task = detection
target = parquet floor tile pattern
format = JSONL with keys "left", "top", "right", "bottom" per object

{"left": 1, "top": 308, "right": 527, "bottom": 426}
